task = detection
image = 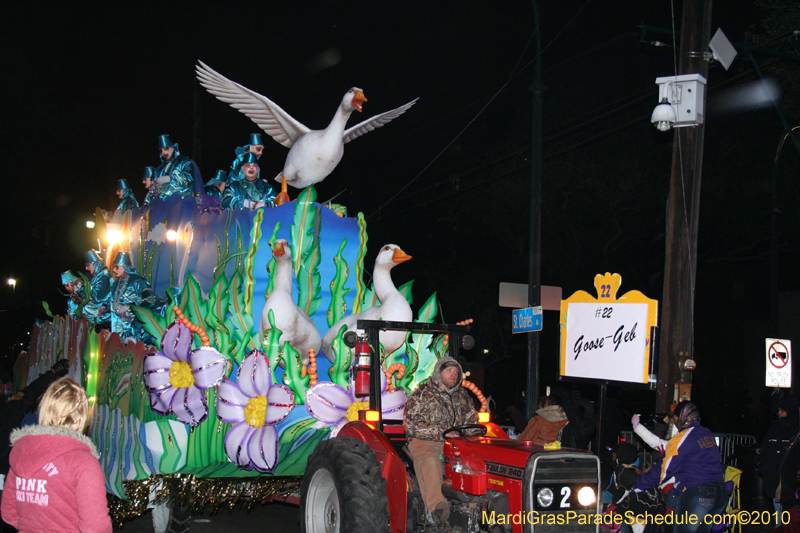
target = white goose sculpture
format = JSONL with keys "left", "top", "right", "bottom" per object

{"left": 260, "top": 239, "right": 321, "bottom": 365}
{"left": 196, "top": 61, "right": 418, "bottom": 195}
{"left": 320, "top": 244, "right": 412, "bottom": 362}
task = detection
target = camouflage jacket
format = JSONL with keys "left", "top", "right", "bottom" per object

{"left": 403, "top": 357, "right": 478, "bottom": 442}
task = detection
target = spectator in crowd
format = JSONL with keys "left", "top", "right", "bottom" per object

{"left": 606, "top": 442, "right": 664, "bottom": 533}
{"left": 1, "top": 377, "right": 112, "bottom": 533}
{"left": 518, "top": 394, "right": 568, "bottom": 445}
{"left": 0, "top": 360, "right": 69, "bottom": 533}
{"left": 759, "top": 395, "right": 799, "bottom": 527}
{"left": 635, "top": 401, "right": 726, "bottom": 533}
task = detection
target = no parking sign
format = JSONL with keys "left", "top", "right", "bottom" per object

{"left": 766, "top": 338, "right": 792, "bottom": 388}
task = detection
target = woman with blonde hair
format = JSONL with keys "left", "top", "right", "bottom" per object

{"left": 1, "top": 377, "right": 111, "bottom": 533}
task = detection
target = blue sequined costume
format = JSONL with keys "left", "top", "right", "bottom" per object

{"left": 83, "top": 256, "right": 112, "bottom": 324}
{"left": 221, "top": 179, "right": 277, "bottom": 209}
{"left": 110, "top": 266, "right": 164, "bottom": 342}
{"left": 117, "top": 188, "right": 140, "bottom": 212}
{"left": 154, "top": 144, "right": 196, "bottom": 199}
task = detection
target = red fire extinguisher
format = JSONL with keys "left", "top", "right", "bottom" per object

{"left": 353, "top": 337, "right": 372, "bottom": 397}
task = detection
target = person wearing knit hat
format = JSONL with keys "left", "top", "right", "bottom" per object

{"left": 221, "top": 152, "right": 277, "bottom": 210}
{"left": 635, "top": 401, "right": 726, "bottom": 532}
{"left": 115, "top": 179, "right": 139, "bottom": 212}
{"left": 82, "top": 250, "right": 112, "bottom": 326}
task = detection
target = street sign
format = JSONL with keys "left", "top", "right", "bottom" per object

{"left": 766, "top": 338, "right": 792, "bottom": 388}
{"left": 499, "top": 283, "right": 562, "bottom": 311}
{"left": 512, "top": 306, "right": 542, "bottom": 333}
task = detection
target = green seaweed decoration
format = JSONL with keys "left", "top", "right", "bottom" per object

{"left": 228, "top": 271, "right": 255, "bottom": 365}
{"left": 206, "top": 275, "right": 234, "bottom": 358}
{"left": 279, "top": 341, "right": 310, "bottom": 405}
{"left": 290, "top": 186, "right": 323, "bottom": 317}
{"left": 353, "top": 213, "right": 368, "bottom": 314}
{"left": 132, "top": 306, "right": 167, "bottom": 350}
{"left": 327, "top": 239, "right": 350, "bottom": 327}
{"left": 360, "top": 280, "right": 414, "bottom": 311}
{"left": 274, "top": 419, "right": 330, "bottom": 476}
{"left": 290, "top": 186, "right": 317, "bottom": 276}
{"left": 400, "top": 292, "right": 439, "bottom": 393}
{"left": 327, "top": 325, "right": 352, "bottom": 388}
{"left": 244, "top": 209, "right": 264, "bottom": 314}
{"left": 261, "top": 309, "right": 284, "bottom": 378}
{"left": 180, "top": 272, "right": 211, "bottom": 347}
{"left": 264, "top": 222, "right": 282, "bottom": 300}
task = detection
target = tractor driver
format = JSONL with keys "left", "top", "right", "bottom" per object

{"left": 403, "top": 356, "right": 479, "bottom": 526}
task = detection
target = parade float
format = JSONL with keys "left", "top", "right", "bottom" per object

{"left": 15, "top": 63, "right": 486, "bottom": 525}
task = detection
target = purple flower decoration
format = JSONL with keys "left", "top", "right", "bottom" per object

{"left": 305, "top": 370, "right": 408, "bottom": 437}
{"left": 215, "top": 350, "right": 294, "bottom": 473}
{"left": 143, "top": 322, "right": 227, "bottom": 427}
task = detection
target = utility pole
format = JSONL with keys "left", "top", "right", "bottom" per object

{"left": 656, "top": 0, "right": 713, "bottom": 414}
{"left": 526, "top": 0, "right": 544, "bottom": 421}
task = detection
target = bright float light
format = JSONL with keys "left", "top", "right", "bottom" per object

{"left": 7, "top": 278, "right": 16, "bottom": 287}
{"left": 166, "top": 229, "right": 178, "bottom": 241}
{"left": 90, "top": 352, "right": 95, "bottom": 358}
{"left": 88, "top": 397, "right": 96, "bottom": 403}
{"left": 86, "top": 220, "right": 95, "bottom": 229}
{"left": 106, "top": 229, "right": 122, "bottom": 245}
{"left": 86, "top": 374, "right": 92, "bottom": 379}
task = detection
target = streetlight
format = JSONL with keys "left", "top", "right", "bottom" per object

{"left": 86, "top": 220, "right": 95, "bottom": 229}
{"left": 7, "top": 278, "right": 15, "bottom": 293}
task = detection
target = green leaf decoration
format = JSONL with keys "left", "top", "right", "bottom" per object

{"left": 410, "top": 292, "right": 440, "bottom": 388}
{"left": 297, "top": 207, "right": 322, "bottom": 317}
{"left": 397, "top": 280, "right": 414, "bottom": 306}
{"left": 353, "top": 213, "right": 368, "bottom": 314}
{"left": 212, "top": 251, "right": 247, "bottom": 288}
{"left": 206, "top": 275, "right": 234, "bottom": 358}
{"left": 264, "top": 222, "right": 282, "bottom": 300}
{"left": 164, "top": 288, "right": 177, "bottom": 326}
{"left": 131, "top": 305, "right": 166, "bottom": 350}
{"left": 274, "top": 419, "right": 329, "bottom": 476}
{"left": 244, "top": 208, "right": 264, "bottom": 314}
{"left": 290, "top": 185, "right": 318, "bottom": 276}
{"left": 147, "top": 242, "right": 159, "bottom": 286}
{"left": 328, "top": 325, "right": 351, "bottom": 388}
{"left": 327, "top": 239, "right": 350, "bottom": 327}
{"left": 279, "top": 341, "right": 310, "bottom": 405}
{"left": 180, "top": 272, "right": 208, "bottom": 348}
{"left": 228, "top": 272, "right": 256, "bottom": 353}
{"left": 42, "top": 301, "right": 54, "bottom": 318}
{"left": 398, "top": 341, "right": 418, "bottom": 393}
{"left": 261, "top": 309, "right": 284, "bottom": 377}
{"left": 235, "top": 224, "right": 244, "bottom": 271}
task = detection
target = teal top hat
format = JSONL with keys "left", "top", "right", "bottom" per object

{"left": 242, "top": 152, "right": 259, "bottom": 166}
{"left": 143, "top": 166, "right": 155, "bottom": 179}
{"left": 116, "top": 179, "right": 131, "bottom": 191}
{"left": 158, "top": 134, "right": 174, "bottom": 149}
{"left": 248, "top": 133, "right": 264, "bottom": 146}
{"left": 85, "top": 250, "right": 101, "bottom": 264}
{"left": 206, "top": 170, "right": 227, "bottom": 186}
{"left": 61, "top": 270, "right": 79, "bottom": 285}
{"left": 112, "top": 251, "right": 132, "bottom": 267}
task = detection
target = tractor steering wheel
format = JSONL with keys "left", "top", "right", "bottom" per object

{"left": 443, "top": 424, "right": 487, "bottom": 439}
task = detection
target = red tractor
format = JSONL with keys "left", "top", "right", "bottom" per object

{"left": 300, "top": 320, "right": 601, "bottom": 533}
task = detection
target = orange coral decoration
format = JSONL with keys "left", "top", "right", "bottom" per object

{"left": 172, "top": 306, "right": 211, "bottom": 347}
{"left": 384, "top": 363, "right": 406, "bottom": 390}
{"left": 461, "top": 379, "right": 488, "bottom": 413}
{"left": 305, "top": 348, "right": 318, "bottom": 387}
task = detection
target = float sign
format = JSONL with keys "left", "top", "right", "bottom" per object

{"left": 512, "top": 306, "right": 542, "bottom": 333}
{"left": 766, "top": 338, "right": 792, "bottom": 388}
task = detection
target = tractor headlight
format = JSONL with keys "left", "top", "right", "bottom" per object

{"left": 536, "top": 487, "right": 554, "bottom": 508}
{"left": 578, "top": 486, "right": 596, "bottom": 506}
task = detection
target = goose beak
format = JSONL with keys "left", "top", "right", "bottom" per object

{"left": 273, "top": 241, "right": 285, "bottom": 257}
{"left": 353, "top": 91, "right": 367, "bottom": 112}
{"left": 392, "top": 248, "right": 412, "bottom": 263}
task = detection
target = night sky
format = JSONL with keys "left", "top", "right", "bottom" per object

{"left": 1, "top": 1, "right": 793, "bottom": 435}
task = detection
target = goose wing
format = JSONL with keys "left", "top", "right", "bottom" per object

{"left": 196, "top": 61, "right": 309, "bottom": 148}
{"left": 342, "top": 98, "right": 419, "bottom": 144}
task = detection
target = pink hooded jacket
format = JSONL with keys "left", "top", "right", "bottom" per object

{"left": 1, "top": 425, "right": 111, "bottom": 533}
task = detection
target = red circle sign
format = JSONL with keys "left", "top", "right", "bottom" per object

{"left": 768, "top": 341, "right": 790, "bottom": 369}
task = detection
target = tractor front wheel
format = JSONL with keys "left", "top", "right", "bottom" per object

{"left": 300, "top": 436, "right": 389, "bottom": 533}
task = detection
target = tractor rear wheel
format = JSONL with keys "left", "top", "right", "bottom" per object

{"left": 300, "top": 436, "right": 389, "bottom": 533}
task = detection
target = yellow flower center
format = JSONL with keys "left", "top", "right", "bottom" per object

{"left": 244, "top": 396, "right": 268, "bottom": 429}
{"left": 168, "top": 361, "right": 194, "bottom": 389}
{"left": 346, "top": 401, "right": 370, "bottom": 422}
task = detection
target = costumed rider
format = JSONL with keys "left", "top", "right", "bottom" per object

{"left": 403, "top": 357, "right": 480, "bottom": 527}
{"left": 109, "top": 251, "right": 164, "bottom": 344}
{"left": 198, "top": 169, "right": 227, "bottom": 214}
{"left": 115, "top": 179, "right": 139, "bottom": 212}
{"left": 60, "top": 271, "right": 86, "bottom": 318}
{"left": 634, "top": 401, "right": 726, "bottom": 533}
{"left": 153, "top": 135, "right": 203, "bottom": 200}
{"left": 142, "top": 166, "right": 158, "bottom": 206}
{"left": 221, "top": 152, "right": 277, "bottom": 209}
{"left": 82, "top": 250, "right": 112, "bottom": 327}
{"left": 227, "top": 133, "right": 265, "bottom": 185}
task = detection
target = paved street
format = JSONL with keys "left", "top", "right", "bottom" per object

{"left": 117, "top": 501, "right": 300, "bottom": 532}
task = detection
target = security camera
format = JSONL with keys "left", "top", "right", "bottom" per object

{"left": 652, "top": 74, "right": 706, "bottom": 132}
{"left": 651, "top": 98, "right": 677, "bottom": 132}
